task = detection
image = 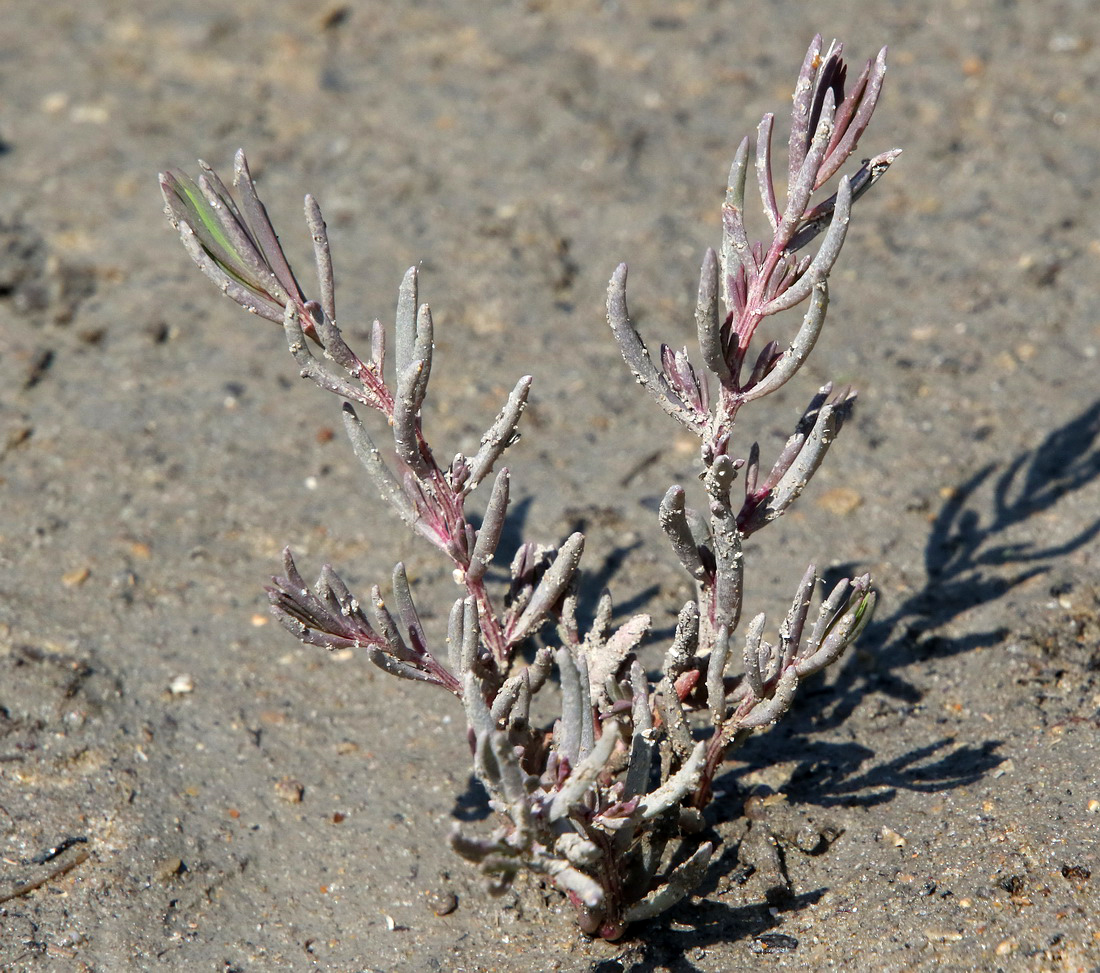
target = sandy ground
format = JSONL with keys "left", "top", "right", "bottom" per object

{"left": 2, "top": 1, "right": 1099, "bottom": 970}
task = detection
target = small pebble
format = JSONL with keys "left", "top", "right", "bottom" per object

{"left": 1049, "top": 34, "right": 1084, "bottom": 53}
{"left": 169, "top": 674, "right": 195, "bottom": 695}
{"left": 62, "top": 566, "right": 90, "bottom": 587}
{"left": 750, "top": 933, "right": 798, "bottom": 954}
{"left": 274, "top": 778, "right": 305, "bottom": 803}
{"left": 795, "top": 824, "right": 824, "bottom": 854}
{"left": 154, "top": 858, "right": 186, "bottom": 882}
{"left": 881, "top": 826, "right": 907, "bottom": 847}
{"left": 425, "top": 889, "right": 458, "bottom": 916}
{"left": 815, "top": 486, "right": 863, "bottom": 515}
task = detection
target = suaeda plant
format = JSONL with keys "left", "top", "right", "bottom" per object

{"left": 160, "top": 35, "right": 898, "bottom": 940}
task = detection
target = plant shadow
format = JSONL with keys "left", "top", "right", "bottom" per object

{"left": 591, "top": 888, "right": 827, "bottom": 973}
{"left": 823, "top": 396, "right": 1100, "bottom": 725}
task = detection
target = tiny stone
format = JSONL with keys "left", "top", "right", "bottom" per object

{"left": 795, "top": 824, "right": 824, "bottom": 854}
{"left": 750, "top": 933, "right": 798, "bottom": 955}
{"left": 42, "top": 91, "right": 69, "bottom": 114}
{"left": 425, "top": 889, "right": 458, "bottom": 916}
{"left": 128, "top": 541, "right": 152, "bottom": 559}
{"left": 815, "top": 486, "right": 863, "bottom": 515}
{"left": 274, "top": 777, "right": 305, "bottom": 803}
{"left": 169, "top": 674, "right": 195, "bottom": 695}
{"left": 1049, "top": 34, "right": 1084, "bottom": 53}
{"left": 154, "top": 858, "right": 186, "bottom": 882}
{"left": 881, "top": 825, "right": 907, "bottom": 847}
{"left": 61, "top": 566, "right": 91, "bottom": 587}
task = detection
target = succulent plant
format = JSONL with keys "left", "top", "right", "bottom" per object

{"left": 160, "top": 34, "right": 897, "bottom": 939}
